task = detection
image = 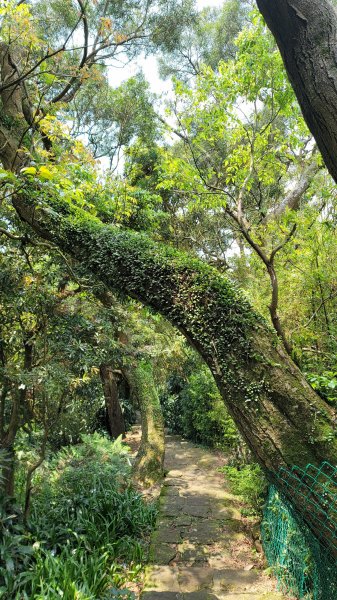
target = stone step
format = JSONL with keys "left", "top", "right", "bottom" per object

{"left": 208, "top": 595, "right": 285, "bottom": 600}
{"left": 143, "top": 566, "right": 271, "bottom": 594}
{"left": 142, "top": 592, "right": 285, "bottom": 600}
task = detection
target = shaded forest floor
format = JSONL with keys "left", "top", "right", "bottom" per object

{"left": 124, "top": 430, "right": 289, "bottom": 599}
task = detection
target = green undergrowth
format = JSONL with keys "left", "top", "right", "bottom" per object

{"left": 0, "top": 433, "right": 157, "bottom": 599}
{"left": 160, "top": 361, "right": 239, "bottom": 451}
{"left": 221, "top": 463, "right": 268, "bottom": 516}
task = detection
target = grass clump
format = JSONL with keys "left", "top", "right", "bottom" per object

{"left": 221, "top": 463, "right": 267, "bottom": 516}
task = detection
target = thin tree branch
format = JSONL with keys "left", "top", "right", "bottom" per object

{"left": 269, "top": 223, "right": 297, "bottom": 262}
{"left": 0, "top": 227, "right": 22, "bottom": 240}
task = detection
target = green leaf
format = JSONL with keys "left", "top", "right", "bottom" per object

{"left": 21, "top": 166, "right": 37, "bottom": 176}
{"left": 6, "top": 558, "right": 14, "bottom": 571}
{"left": 38, "top": 166, "right": 53, "bottom": 180}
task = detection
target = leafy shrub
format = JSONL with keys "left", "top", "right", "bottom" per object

{"left": 306, "top": 370, "right": 337, "bottom": 405}
{"left": 0, "top": 496, "right": 34, "bottom": 597}
{"left": 160, "top": 373, "right": 185, "bottom": 434}
{"left": 0, "top": 434, "right": 157, "bottom": 599}
{"left": 161, "top": 364, "right": 239, "bottom": 451}
{"left": 221, "top": 463, "right": 267, "bottom": 516}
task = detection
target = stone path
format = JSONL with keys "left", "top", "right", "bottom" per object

{"left": 142, "top": 435, "right": 287, "bottom": 600}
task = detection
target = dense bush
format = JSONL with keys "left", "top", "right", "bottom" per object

{"left": 160, "top": 362, "right": 239, "bottom": 451}
{"left": 0, "top": 434, "right": 157, "bottom": 599}
{"left": 221, "top": 463, "right": 268, "bottom": 516}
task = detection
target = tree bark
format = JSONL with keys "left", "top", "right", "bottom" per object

{"left": 125, "top": 361, "right": 165, "bottom": 485}
{"left": 1, "top": 446, "right": 15, "bottom": 497}
{"left": 23, "top": 428, "right": 48, "bottom": 521}
{"left": 256, "top": 0, "right": 337, "bottom": 184}
{"left": 0, "top": 332, "right": 34, "bottom": 495}
{"left": 3, "top": 0, "right": 337, "bottom": 551}
{"left": 266, "top": 261, "right": 293, "bottom": 357}
{"left": 0, "top": 43, "right": 32, "bottom": 171}
{"left": 265, "top": 158, "right": 320, "bottom": 221}
{"left": 99, "top": 364, "right": 125, "bottom": 439}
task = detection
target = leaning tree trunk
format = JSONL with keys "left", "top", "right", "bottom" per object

{"left": 12, "top": 189, "right": 337, "bottom": 553}
{"left": 256, "top": 0, "right": 337, "bottom": 185}
{"left": 99, "top": 364, "right": 125, "bottom": 439}
{"left": 125, "top": 361, "right": 165, "bottom": 485}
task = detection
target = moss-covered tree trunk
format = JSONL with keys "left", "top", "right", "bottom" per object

{"left": 125, "top": 361, "right": 165, "bottom": 485}
{"left": 99, "top": 364, "right": 125, "bottom": 439}
{"left": 12, "top": 191, "right": 337, "bottom": 553}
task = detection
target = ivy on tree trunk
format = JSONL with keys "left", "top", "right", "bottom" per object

{"left": 125, "top": 360, "right": 165, "bottom": 485}
{"left": 12, "top": 190, "right": 337, "bottom": 551}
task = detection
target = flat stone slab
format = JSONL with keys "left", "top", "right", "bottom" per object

{"left": 177, "top": 542, "right": 208, "bottom": 564}
{"left": 175, "top": 515, "right": 193, "bottom": 527}
{"left": 182, "top": 592, "right": 218, "bottom": 600}
{"left": 212, "top": 569, "right": 259, "bottom": 592}
{"left": 163, "top": 505, "right": 187, "bottom": 518}
{"left": 145, "top": 566, "right": 180, "bottom": 592}
{"left": 163, "top": 497, "right": 186, "bottom": 507}
{"left": 165, "top": 478, "right": 186, "bottom": 487}
{"left": 163, "top": 487, "right": 184, "bottom": 498}
{"left": 209, "top": 503, "right": 241, "bottom": 520}
{"left": 178, "top": 567, "right": 213, "bottom": 592}
{"left": 155, "top": 543, "right": 178, "bottom": 565}
{"left": 180, "top": 495, "right": 210, "bottom": 505}
{"left": 142, "top": 593, "right": 182, "bottom": 600}
{"left": 182, "top": 505, "right": 210, "bottom": 518}
{"left": 187, "top": 522, "right": 222, "bottom": 544}
{"left": 156, "top": 526, "right": 185, "bottom": 544}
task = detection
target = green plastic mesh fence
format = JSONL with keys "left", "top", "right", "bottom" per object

{"left": 261, "top": 462, "right": 337, "bottom": 600}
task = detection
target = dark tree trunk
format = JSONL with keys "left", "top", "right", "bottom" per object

{"left": 99, "top": 364, "right": 125, "bottom": 439}
{"left": 0, "top": 333, "right": 34, "bottom": 496}
{"left": 125, "top": 361, "right": 165, "bottom": 485}
{"left": 256, "top": 0, "right": 337, "bottom": 184}
{"left": 0, "top": 43, "right": 32, "bottom": 171}
{"left": 1, "top": 446, "right": 15, "bottom": 497}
